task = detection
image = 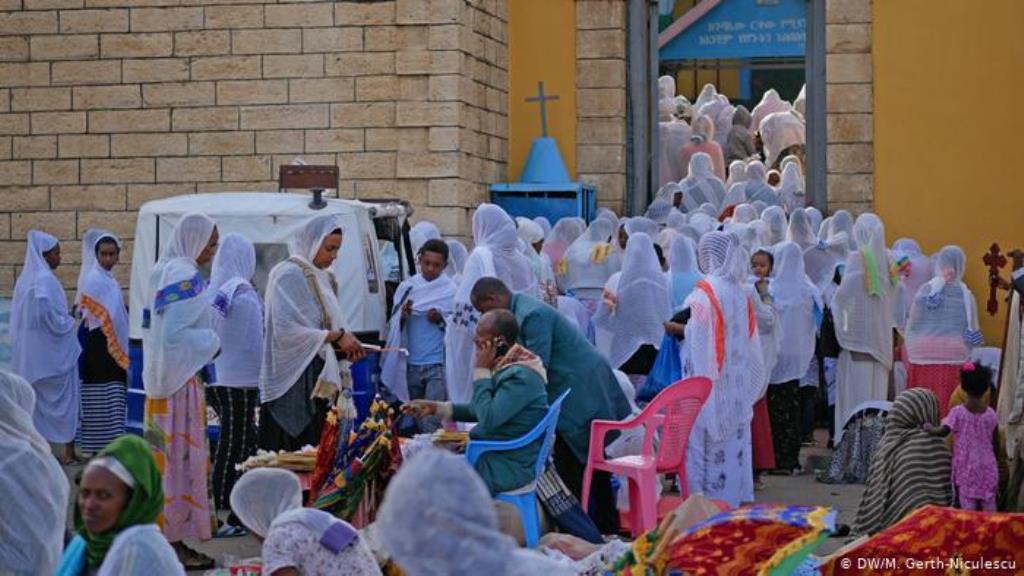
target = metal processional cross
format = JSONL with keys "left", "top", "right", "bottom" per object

{"left": 526, "top": 81, "right": 559, "bottom": 138}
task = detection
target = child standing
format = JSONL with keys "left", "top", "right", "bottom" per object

{"left": 381, "top": 239, "right": 455, "bottom": 433}
{"left": 749, "top": 249, "right": 779, "bottom": 488}
{"left": 925, "top": 364, "right": 999, "bottom": 511}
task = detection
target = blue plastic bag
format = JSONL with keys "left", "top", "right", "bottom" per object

{"left": 638, "top": 333, "right": 682, "bottom": 403}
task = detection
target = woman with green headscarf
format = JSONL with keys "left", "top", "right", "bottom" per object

{"left": 57, "top": 435, "right": 185, "bottom": 575}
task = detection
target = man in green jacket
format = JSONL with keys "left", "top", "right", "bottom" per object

{"left": 404, "top": 309, "right": 549, "bottom": 495}
{"left": 471, "top": 278, "right": 631, "bottom": 533}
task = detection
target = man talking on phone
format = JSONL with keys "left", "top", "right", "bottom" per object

{"left": 403, "top": 309, "right": 549, "bottom": 496}
{"left": 470, "top": 277, "right": 630, "bottom": 534}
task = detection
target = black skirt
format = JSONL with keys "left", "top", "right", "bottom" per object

{"left": 81, "top": 327, "right": 127, "bottom": 384}
{"left": 258, "top": 356, "right": 329, "bottom": 452}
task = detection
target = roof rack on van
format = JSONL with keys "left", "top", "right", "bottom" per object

{"left": 359, "top": 198, "right": 413, "bottom": 219}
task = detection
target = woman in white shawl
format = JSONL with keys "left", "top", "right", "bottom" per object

{"left": 726, "top": 159, "right": 748, "bottom": 190}
{"left": 208, "top": 233, "right": 262, "bottom": 529}
{"left": 516, "top": 217, "right": 556, "bottom": 302}
{"left": 750, "top": 88, "right": 792, "bottom": 137}
{"left": 141, "top": 213, "right": 220, "bottom": 564}
{"left": 594, "top": 233, "right": 670, "bottom": 386}
{"left": 231, "top": 469, "right": 381, "bottom": 576}
{"left": 832, "top": 213, "right": 898, "bottom": 443}
{"left": 543, "top": 217, "right": 585, "bottom": 287}
{"left": 680, "top": 152, "right": 727, "bottom": 213}
{"left": 260, "top": 214, "right": 366, "bottom": 452}
{"left": 786, "top": 208, "right": 817, "bottom": 250}
{"left": 723, "top": 160, "right": 777, "bottom": 210}
{"left": 445, "top": 204, "right": 537, "bottom": 404}
{"left": 75, "top": 229, "right": 129, "bottom": 455}
{"left": 0, "top": 370, "right": 69, "bottom": 575}
{"left": 563, "top": 217, "right": 621, "bottom": 306}
{"left": 775, "top": 162, "right": 805, "bottom": 213}
{"left": 891, "top": 238, "right": 934, "bottom": 329}
{"left": 766, "top": 242, "right": 822, "bottom": 474}
{"left": 11, "top": 230, "right": 80, "bottom": 462}
{"left": 760, "top": 111, "right": 806, "bottom": 170}
{"left": 762, "top": 205, "right": 788, "bottom": 246}
{"left": 445, "top": 239, "right": 469, "bottom": 285}
{"left": 905, "top": 246, "right": 981, "bottom": 416}
{"left": 684, "top": 232, "right": 766, "bottom": 507}
{"left": 377, "top": 448, "right": 574, "bottom": 576}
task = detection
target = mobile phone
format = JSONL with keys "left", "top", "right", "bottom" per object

{"left": 494, "top": 338, "right": 511, "bottom": 357}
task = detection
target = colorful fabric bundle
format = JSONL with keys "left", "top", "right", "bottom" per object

{"left": 822, "top": 505, "right": 1024, "bottom": 575}
{"left": 312, "top": 396, "right": 402, "bottom": 523}
{"left": 611, "top": 505, "right": 834, "bottom": 576}
{"left": 668, "top": 505, "right": 834, "bottom": 576}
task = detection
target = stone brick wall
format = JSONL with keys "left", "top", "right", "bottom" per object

{"left": 575, "top": 0, "right": 627, "bottom": 214}
{"left": 0, "top": 0, "right": 508, "bottom": 296}
{"left": 824, "top": 0, "right": 873, "bottom": 213}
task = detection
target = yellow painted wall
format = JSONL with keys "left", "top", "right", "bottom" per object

{"left": 507, "top": 0, "right": 577, "bottom": 181}
{"left": 873, "top": 0, "right": 1024, "bottom": 343}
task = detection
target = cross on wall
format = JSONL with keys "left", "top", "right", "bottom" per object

{"left": 525, "top": 81, "right": 559, "bottom": 138}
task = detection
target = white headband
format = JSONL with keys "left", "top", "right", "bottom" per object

{"left": 87, "top": 456, "right": 135, "bottom": 489}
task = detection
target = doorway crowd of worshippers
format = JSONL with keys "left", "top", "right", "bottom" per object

{"left": 2, "top": 139, "right": 1009, "bottom": 573}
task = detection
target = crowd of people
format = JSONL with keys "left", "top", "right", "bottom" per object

{"left": 1, "top": 82, "right": 1019, "bottom": 575}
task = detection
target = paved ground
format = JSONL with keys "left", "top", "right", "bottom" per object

{"left": 61, "top": 429, "right": 861, "bottom": 572}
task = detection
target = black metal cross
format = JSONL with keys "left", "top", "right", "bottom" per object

{"left": 525, "top": 81, "right": 559, "bottom": 138}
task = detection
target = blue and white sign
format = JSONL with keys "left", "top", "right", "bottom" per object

{"left": 660, "top": 0, "right": 806, "bottom": 61}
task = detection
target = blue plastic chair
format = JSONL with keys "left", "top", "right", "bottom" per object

{"left": 465, "top": 389, "right": 571, "bottom": 547}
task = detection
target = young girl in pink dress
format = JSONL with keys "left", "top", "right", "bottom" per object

{"left": 924, "top": 363, "right": 998, "bottom": 511}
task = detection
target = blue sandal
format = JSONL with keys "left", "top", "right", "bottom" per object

{"left": 214, "top": 524, "right": 248, "bottom": 538}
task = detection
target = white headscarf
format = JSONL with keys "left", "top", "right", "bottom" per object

{"left": 563, "top": 217, "right": 621, "bottom": 298}
{"left": 410, "top": 221, "right": 441, "bottom": 256}
{"left": 723, "top": 160, "right": 777, "bottom": 209}
{"left": 762, "top": 206, "right": 787, "bottom": 246}
{"left": 142, "top": 214, "right": 219, "bottom": 399}
{"left": 732, "top": 204, "right": 758, "bottom": 224}
{"left": 533, "top": 216, "right": 552, "bottom": 239}
{"left": 805, "top": 207, "right": 823, "bottom": 236}
{"left": 445, "top": 239, "right": 468, "bottom": 283}
{"left": 459, "top": 204, "right": 537, "bottom": 302}
{"left": 594, "top": 233, "right": 670, "bottom": 369}
{"left": 377, "top": 449, "right": 575, "bottom": 576}
{"left": 775, "top": 162, "right": 805, "bottom": 213}
{"left": 760, "top": 111, "right": 805, "bottom": 169}
{"left": 832, "top": 213, "right": 896, "bottom": 369}
{"left": 892, "top": 238, "right": 933, "bottom": 317}
{"left": 542, "top": 218, "right": 585, "bottom": 280}
{"left": 0, "top": 370, "right": 69, "bottom": 575}
{"left": 905, "top": 246, "right": 979, "bottom": 364}
{"left": 786, "top": 208, "right": 816, "bottom": 250}
{"left": 75, "top": 230, "right": 130, "bottom": 369}
{"left": 726, "top": 160, "right": 748, "bottom": 189}
{"left": 260, "top": 214, "right": 347, "bottom": 404}
{"left": 829, "top": 210, "right": 857, "bottom": 252}
{"left": 645, "top": 198, "right": 673, "bottom": 225}
{"left": 624, "top": 217, "right": 660, "bottom": 239}
{"left": 685, "top": 232, "right": 766, "bottom": 441}
{"left": 681, "top": 152, "right": 726, "bottom": 212}
{"left": 515, "top": 217, "right": 544, "bottom": 245}
{"left": 210, "top": 232, "right": 256, "bottom": 315}
{"left": 11, "top": 231, "right": 80, "bottom": 385}
{"left": 769, "top": 242, "right": 822, "bottom": 383}
{"left": 669, "top": 235, "right": 703, "bottom": 311}
{"left": 751, "top": 89, "right": 792, "bottom": 135}
{"left": 231, "top": 468, "right": 378, "bottom": 572}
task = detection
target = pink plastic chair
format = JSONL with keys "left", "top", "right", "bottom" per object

{"left": 581, "top": 376, "right": 712, "bottom": 536}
